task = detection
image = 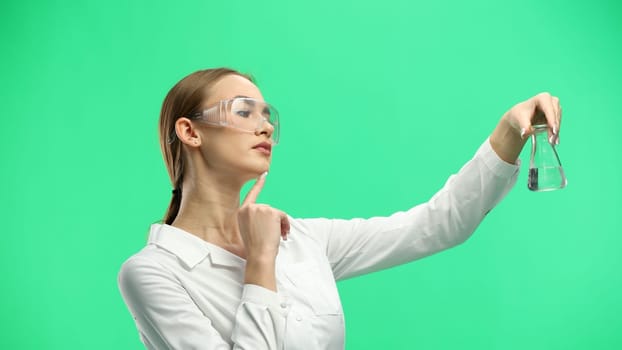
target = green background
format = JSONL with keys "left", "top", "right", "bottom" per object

{"left": 1, "top": 0, "right": 621, "bottom": 348}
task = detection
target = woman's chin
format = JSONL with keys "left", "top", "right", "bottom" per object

{"left": 232, "top": 156, "right": 270, "bottom": 180}
{"left": 239, "top": 166, "right": 269, "bottom": 181}
{"left": 251, "top": 158, "right": 271, "bottom": 173}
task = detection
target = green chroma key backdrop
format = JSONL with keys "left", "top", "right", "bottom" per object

{"left": 1, "top": 0, "right": 621, "bottom": 348}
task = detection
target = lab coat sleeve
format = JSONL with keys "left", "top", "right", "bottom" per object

{"left": 294, "top": 138, "right": 520, "bottom": 281}
{"left": 117, "top": 256, "right": 286, "bottom": 350}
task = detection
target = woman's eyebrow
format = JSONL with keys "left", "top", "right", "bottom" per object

{"left": 235, "top": 95, "right": 255, "bottom": 106}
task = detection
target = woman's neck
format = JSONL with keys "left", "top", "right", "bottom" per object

{"left": 171, "top": 176, "right": 244, "bottom": 248}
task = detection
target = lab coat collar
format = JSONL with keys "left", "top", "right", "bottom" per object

{"left": 148, "top": 224, "right": 209, "bottom": 269}
{"left": 148, "top": 224, "right": 244, "bottom": 269}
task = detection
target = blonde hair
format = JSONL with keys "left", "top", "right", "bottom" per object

{"left": 158, "top": 68, "right": 254, "bottom": 224}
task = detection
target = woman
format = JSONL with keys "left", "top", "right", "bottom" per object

{"left": 118, "top": 68, "right": 562, "bottom": 349}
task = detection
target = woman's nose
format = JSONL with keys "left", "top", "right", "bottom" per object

{"left": 255, "top": 117, "right": 275, "bottom": 139}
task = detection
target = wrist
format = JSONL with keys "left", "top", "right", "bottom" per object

{"left": 490, "top": 117, "right": 527, "bottom": 164}
{"left": 244, "top": 254, "right": 277, "bottom": 291}
{"left": 246, "top": 251, "right": 277, "bottom": 266}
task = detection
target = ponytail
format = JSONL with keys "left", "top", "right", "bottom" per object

{"left": 164, "top": 189, "right": 182, "bottom": 225}
{"left": 164, "top": 178, "right": 183, "bottom": 225}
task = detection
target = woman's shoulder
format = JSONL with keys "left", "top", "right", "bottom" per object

{"left": 118, "top": 246, "right": 170, "bottom": 282}
{"left": 117, "top": 223, "right": 187, "bottom": 283}
{"left": 285, "top": 215, "right": 333, "bottom": 245}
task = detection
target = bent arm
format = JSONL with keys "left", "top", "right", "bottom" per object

{"left": 117, "top": 257, "right": 286, "bottom": 349}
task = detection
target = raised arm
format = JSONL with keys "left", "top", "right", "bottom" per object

{"left": 295, "top": 137, "right": 520, "bottom": 281}
{"left": 294, "top": 92, "right": 562, "bottom": 281}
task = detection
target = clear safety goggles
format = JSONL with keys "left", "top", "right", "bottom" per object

{"left": 186, "top": 97, "right": 280, "bottom": 144}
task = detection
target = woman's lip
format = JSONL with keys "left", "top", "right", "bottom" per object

{"left": 254, "top": 147, "right": 271, "bottom": 155}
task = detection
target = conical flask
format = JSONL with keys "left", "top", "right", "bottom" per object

{"left": 528, "top": 124, "right": 567, "bottom": 192}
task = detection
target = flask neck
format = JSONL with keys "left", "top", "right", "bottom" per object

{"left": 532, "top": 124, "right": 550, "bottom": 143}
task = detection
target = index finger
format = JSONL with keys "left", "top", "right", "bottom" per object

{"left": 242, "top": 172, "right": 267, "bottom": 206}
{"left": 534, "top": 92, "right": 558, "bottom": 132}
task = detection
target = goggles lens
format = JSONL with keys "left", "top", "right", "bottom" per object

{"left": 194, "top": 98, "right": 280, "bottom": 144}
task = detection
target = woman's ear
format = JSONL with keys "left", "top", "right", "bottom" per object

{"left": 175, "top": 117, "right": 202, "bottom": 147}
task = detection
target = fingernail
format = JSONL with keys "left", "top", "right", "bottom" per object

{"left": 555, "top": 135, "right": 560, "bottom": 145}
{"left": 553, "top": 126, "right": 558, "bottom": 135}
{"left": 520, "top": 128, "right": 526, "bottom": 139}
{"left": 549, "top": 135, "right": 555, "bottom": 144}
{"left": 262, "top": 171, "right": 268, "bottom": 177}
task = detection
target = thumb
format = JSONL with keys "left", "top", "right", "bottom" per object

{"left": 518, "top": 118, "right": 534, "bottom": 140}
{"left": 279, "top": 211, "right": 290, "bottom": 239}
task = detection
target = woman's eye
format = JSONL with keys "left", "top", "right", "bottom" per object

{"left": 235, "top": 110, "right": 251, "bottom": 118}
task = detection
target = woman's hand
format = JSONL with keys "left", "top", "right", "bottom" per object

{"left": 490, "top": 92, "right": 562, "bottom": 164}
{"left": 237, "top": 172, "right": 290, "bottom": 291}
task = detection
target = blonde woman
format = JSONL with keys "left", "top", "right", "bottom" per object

{"left": 118, "top": 68, "right": 562, "bottom": 349}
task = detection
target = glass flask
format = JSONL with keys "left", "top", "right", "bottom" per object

{"left": 528, "top": 124, "right": 567, "bottom": 192}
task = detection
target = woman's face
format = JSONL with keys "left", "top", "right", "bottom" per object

{"left": 191, "top": 74, "right": 274, "bottom": 181}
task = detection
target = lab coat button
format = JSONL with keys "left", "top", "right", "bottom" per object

{"left": 296, "top": 315, "right": 302, "bottom": 322}
{"left": 280, "top": 302, "right": 287, "bottom": 309}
